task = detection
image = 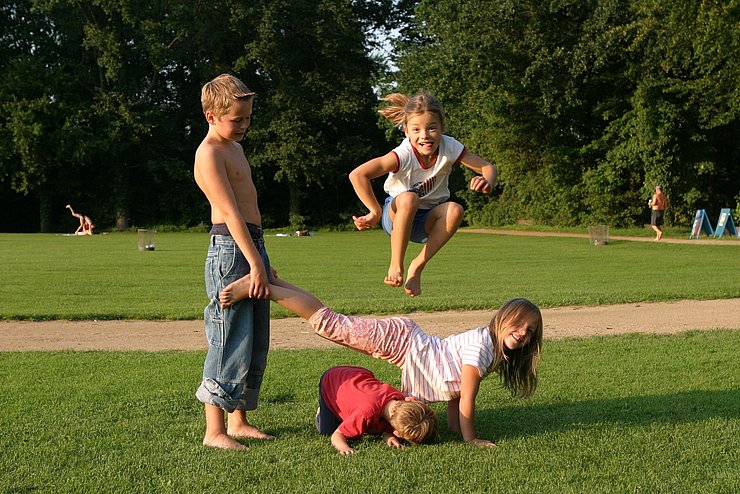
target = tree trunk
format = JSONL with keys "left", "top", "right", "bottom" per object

{"left": 113, "top": 165, "right": 130, "bottom": 231}
{"left": 38, "top": 191, "right": 51, "bottom": 233}
{"left": 288, "top": 183, "right": 306, "bottom": 228}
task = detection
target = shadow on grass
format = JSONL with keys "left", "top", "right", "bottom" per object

{"left": 472, "top": 389, "right": 740, "bottom": 439}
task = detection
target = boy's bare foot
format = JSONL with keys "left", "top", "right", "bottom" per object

{"left": 384, "top": 269, "right": 403, "bottom": 288}
{"left": 220, "top": 275, "right": 251, "bottom": 308}
{"left": 203, "top": 432, "right": 248, "bottom": 450}
{"left": 227, "top": 423, "right": 275, "bottom": 440}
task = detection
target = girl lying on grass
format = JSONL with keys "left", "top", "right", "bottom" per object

{"left": 220, "top": 276, "right": 542, "bottom": 447}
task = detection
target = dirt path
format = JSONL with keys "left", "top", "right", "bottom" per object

{"left": 1, "top": 298, "right": 738, "bottom": 351}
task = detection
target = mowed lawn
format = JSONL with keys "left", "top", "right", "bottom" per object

{"left": 1, "top": 231, "right": 738, "bottom": 493}
{"left": 1, "top": 230, "right": 739, "bottom": 320}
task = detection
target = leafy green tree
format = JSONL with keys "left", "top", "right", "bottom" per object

{"left": 238, "top": 0, "right": 383, "bottom": 227}
{"left": 392, "top": 0, "right": 739, "bottom": 228}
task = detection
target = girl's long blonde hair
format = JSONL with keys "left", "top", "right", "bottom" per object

{"left": 378, "top": 92, "right": 446, "bottom": 131}
{"left": 488, "top": 298, "right": 543, "bottom": 398}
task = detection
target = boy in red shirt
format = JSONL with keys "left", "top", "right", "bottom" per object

{"left": 317, "top": 366, "right": 438, "bottom": 454}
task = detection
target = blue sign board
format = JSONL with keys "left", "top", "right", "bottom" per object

{"left": 689, "top": 209, "right": 714, "bottom": 239}
{"left": 713, "top": 208, "right": 738, "bottom": 238}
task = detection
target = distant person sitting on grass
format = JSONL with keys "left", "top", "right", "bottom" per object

{"left": 348, "top": 91, "right": 498, "bottom": 298}
{"left": 220, "top": 276, "right": 542, "bottom": 447}
{"left": 316, "top": 365, "right": 438, "bottom": 455}
{"left": 66, "top": 204, "right": 94, "bottom": 235}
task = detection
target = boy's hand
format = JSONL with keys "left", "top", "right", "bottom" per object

{"left": 331, "top": 430, "right": 356, "bottom": 455}
{"left": 469, "top": 175, "right": 492, "bottom": 194}
{"left": 383, "top": 433, "right": 404, "bottom": 449}
{"left": 468, "top": 438, "right": 496, "bottom": 448}
{"left": 248, "top": 266, "right": 270, "bottom": 299}
{"left": 352, "top": 212, "right": 379, "bottom": 231}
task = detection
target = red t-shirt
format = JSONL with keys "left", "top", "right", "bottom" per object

{"left": 321, "top": 366, "right": 403, "bottom": 439}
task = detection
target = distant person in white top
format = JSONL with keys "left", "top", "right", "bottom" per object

{"left": 219, "top": 276, "right": 543, "bottom": 448}
{"left": 349, "top": 92, "right": 498, "bottom": 297}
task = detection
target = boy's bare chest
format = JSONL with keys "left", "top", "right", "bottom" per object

{"left": 224, "top": 155, "right": 258, "bottom": 202}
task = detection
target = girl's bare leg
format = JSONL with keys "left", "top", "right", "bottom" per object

{"left": 386, "top": 192, "right": 419, "bottom": 288}
{"left": 404, "top": 201, "right": 464, "bottom": 297}
{"left": 220, "top": 275, "right": 324, "bottom": 320}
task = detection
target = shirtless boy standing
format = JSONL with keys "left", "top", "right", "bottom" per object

{"left": 194, "top": 73, "right": 274, "bottom": 450}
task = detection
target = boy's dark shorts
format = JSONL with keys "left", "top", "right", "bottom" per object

{"left": 316, "top": 370, "right": 342, "bottom": 435}
{"left": 651, "top": 210, "right": 664, "bottom": 226}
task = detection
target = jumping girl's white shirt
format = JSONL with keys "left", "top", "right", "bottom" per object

{"left": 384, "top": 135, "right": 466, "bottom": 209}
{"left": 402, "top": 326, "right": 494, "bottom": 403}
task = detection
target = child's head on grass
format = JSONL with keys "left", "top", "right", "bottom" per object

{"left": 389, "top": 399, "right": 439, "bottom": 444}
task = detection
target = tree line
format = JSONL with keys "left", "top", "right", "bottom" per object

{"left": 1, "top": 0, "right": 737, "bottom": 233}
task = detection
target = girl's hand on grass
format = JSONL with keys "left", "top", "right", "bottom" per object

{"left": 468, "top": 438, "right": 496, "bottom": 448}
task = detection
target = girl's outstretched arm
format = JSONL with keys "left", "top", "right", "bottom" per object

{"left": 459, "top": 365, "right": 496, "bottom": 447}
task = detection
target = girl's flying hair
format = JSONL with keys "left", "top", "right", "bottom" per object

{"left": 378, "top": 92, "right": 446, "bottom": 131}
{"left": 488, "top": 298, "right": 543, "bottom": 398}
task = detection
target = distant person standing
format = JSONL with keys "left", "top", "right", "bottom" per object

{"left": 648, "top": 185, "right": 667, "bottom": 241}
{"left": 65, "top": 205, "right": 94, "bottom": 235}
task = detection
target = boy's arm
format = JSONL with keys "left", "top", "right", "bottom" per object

{"left": 348, "top": 153, "right": 397, "bottom": 230}
{"left": 459, "top": 364, "right": 496, "bottom": 447}
{"left": 195, "top": 148, "right": 268, "bottom": 298}
{"left": 459, "top": 151, "right": 498, "bottom": 195}
{"left": 330, "top": 429, "right": 356, "bottom": 455}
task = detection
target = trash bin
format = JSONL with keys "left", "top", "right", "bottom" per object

{"left": 588, "top": 225, "right": 608, "bottom": 246}
{"left": 137, "top": 229, "right": 157, "bottom": 251}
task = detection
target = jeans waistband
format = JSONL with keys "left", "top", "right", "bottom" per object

{"left": 210, "top": 222, "right": 263, "bottom": 240}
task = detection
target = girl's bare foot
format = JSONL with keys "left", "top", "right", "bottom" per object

{"left": 220, "top": 275, "right": 251, "bottom": 308}
{"left": 203, "top": 432, "right": 248, "bottom": 450}
{"left": 227, "top": 423, "right": 275, "bottom": 440}
{"left": 404, "top": 274, "right": 421, "bottom": 297}
{"left": 384, "top": 268, "right": 403, "bottom": 287}
{"left": 404, "top": 260, "right": 424, "bottom": 297}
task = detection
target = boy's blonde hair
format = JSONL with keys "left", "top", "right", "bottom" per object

{"left": 488, "top": 298, "right": 543, "bottom": 398}
{"left": 201, "top": 73, "right": 256, "bottom": 118}
{"left": 388, "top": 400, "right": 439, "bottom": 444}
{"left": 378, "top": 92, "right": 446, "bottom": 132}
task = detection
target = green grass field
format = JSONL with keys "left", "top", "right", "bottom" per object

{"left": 1, "top": 231, "right": 738, "bottom": 493}
{"left": 1, "top": 230, "right": 738, "bottom": 320}
{"left": 1, "top": 333, "right": 737, "bottom": 493}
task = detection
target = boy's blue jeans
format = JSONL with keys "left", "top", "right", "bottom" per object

{"left": 195, "top": 228, "right": 271, "bottom": 412}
